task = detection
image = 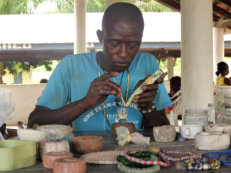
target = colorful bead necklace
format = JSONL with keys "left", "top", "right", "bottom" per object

{"left": 159, "top": 149, "right": 202, "bottom": 162}
{"left": 120, "top": 152, "right": 171, "bottom": 167}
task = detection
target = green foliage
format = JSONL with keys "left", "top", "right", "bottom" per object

{"left": 55, "top": 0, "right": 74, "bottom": 13}
{"left": 158, "top": 58, "right": 182, "bottom": 80}
{"left": 2, "top": 60, "right": 53, "bottom": 77}
{"left": 174, "top": 58, "right": 181, "bottom": 77}
{"left": 0, "top": 0, "right": 46, "bottom": 14}
{"left": 87, "top": 0, "right": 104, "bottom": 12}
{"left": 128, "top": 0, "right": 173, "bottom": 12}
{"left": 159, "top": 58, "right": 168, "bottom": 71}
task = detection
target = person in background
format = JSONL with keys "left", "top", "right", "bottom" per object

{"left": 216, "top": 61, "right": 231, "bottom": 86}
{"left": 27, "top": 2, "right": 172, "bottom": 131}
{"left": 169, "top": 76, "right": 181, "bottom": 100}
{"left": 166, "top": 76, "right": 181, "bottom": 114}
{"left": 40, "top": 78, "right": 48, "bottom": 83}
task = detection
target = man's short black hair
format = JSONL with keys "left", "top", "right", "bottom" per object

{"left": 102, "top": 2, "right": 144, "bottom": 32}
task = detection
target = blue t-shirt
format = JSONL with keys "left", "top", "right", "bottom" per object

{"left": 37, "top": 52, "right": 172, "bottom": 131}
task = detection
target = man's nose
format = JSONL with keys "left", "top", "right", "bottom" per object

{"left": 118, "top": 43, "right": 128, "bottom": 58}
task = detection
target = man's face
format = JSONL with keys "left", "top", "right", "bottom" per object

{"left": 99, "top": 20, "right": 143, "bottom": 72}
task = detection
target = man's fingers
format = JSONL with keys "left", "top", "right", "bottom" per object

{"left": 93, "top": 80, "right": 121, "bottom": 97}
{"left": 98, "top": 72, "right": 119, "bottom": 81}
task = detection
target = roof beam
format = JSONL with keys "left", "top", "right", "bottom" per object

{"left": 215, "top": 18, "right": 231, "bottom": 27}
{"left": 219, "top": 0, "right": 231, "bottom": 7}
{"left": 213, "top": 4, "right": 231, "bottom": 18}
{"left": 155, "top": 0, "right": 180, "bottom": 12}
{"left": 0, "top": 49, "right": 73, "bottom": 61}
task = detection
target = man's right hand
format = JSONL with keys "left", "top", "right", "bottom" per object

{"left": 83, "top": 72, "right": 122, "bottom": 109}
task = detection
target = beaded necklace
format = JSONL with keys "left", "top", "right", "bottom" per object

{"left": 98, "top": 57, "right": 130, "bottom": 128}
{"left": 203, "top": 150, "right": 231, "bottom": 166}
{"left": 159, "top": 149, "right": 202, "bottom": 162}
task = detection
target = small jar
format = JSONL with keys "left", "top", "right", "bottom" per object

{"left": 184, "top": 108, "right": 208, "bottom": 126}
{"left": 208, "top": 103, "right": 223, "bottom": 124}
{"left": 224, "top": 106, "right": 231, "bottom": 124}
{"left": 224, "top": 94, "right": 231, "bottom": 107}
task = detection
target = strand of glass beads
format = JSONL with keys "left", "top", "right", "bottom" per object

{"left": 159, "top": 149, "right": 202, "bottom": 162}
{"left": 184, "top": 157, "right": 221, "bottom": 170}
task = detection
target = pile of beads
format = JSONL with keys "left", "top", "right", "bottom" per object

{"left": 184, "top": 157, "right": 221, "bottom": 170}
{"left": 159, "top": 149, "right": 202, "bottom": 162}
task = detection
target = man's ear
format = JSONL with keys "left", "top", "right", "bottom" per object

{"left": 96, "top": 30, "right": 103, "bottom": 43}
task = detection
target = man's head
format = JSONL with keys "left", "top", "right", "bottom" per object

{"left": 97, "top": 2, "right": 144, "bottom": 72}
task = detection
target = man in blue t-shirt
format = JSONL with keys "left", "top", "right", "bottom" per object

{"left": 28, "top": 2, "right": 172, "bottom": 131}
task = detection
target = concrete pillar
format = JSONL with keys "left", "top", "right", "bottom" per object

{"left": 167, "top": 57, "right": 175, "bottom": 80}
{"left": 181, "top": 0, "right": 213, "bottom": 113}
{"left": 213, "top": 27, "right": 224, "bottom": 81}
{"left": 74, "top": 0, "right": 86, "bottom": 54}
{"left": 105, "top": 0, "right": 121, "bottom": 8}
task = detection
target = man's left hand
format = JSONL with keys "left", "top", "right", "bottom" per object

{"left": 133, "top": 76, "right": 163, "bottom": 110}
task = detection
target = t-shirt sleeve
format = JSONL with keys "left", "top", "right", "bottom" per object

{"left": 154, "top": 83, "right": 172, "bottom": 111}
{"left": 36, "top": 57, "right": 71, "bottom": 109}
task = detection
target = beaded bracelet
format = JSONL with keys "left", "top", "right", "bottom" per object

{"left": 122, "top": 153, "right": 171, "bottom": 167}
{"left": 137, "top": 103, "right": 155, "bottom": 114}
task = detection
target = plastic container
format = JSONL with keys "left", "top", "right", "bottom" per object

{"left": 224, "top": 106, "right": 231, "bottom": 124}
{"left": 208, "top": 103, "right": 223, "bottom": 124}
{"left": 0, "top": 140, "right": 36, "bottom": 171}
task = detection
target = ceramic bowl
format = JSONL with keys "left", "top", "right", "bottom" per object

{"left": 179, "top": 125, "right": 203, "bottom": 139}
{"left": 195, "top": 132, "right": 230, "bottom": 150}
{"left": 36, "top": 124, "right": 71, "bottom": 140}
{"left": 204, "top": 124, "right": 231, "bottom": 138}
{"left": 17, "top": 129, "right": 46, "bottom": 142}
{"left": 71, "top": 136, "right": 104, "bottom": 154}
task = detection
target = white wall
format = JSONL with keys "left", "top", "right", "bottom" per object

{"left": 0, "top": 81, "right": 170, "bottom": 127}
{"left": 0, "top": 84, "right": 46, "bottom": 126}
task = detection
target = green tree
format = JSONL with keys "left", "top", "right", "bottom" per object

{"left": 0, "top": 0, "right": 45, "bottom": 14}
{"left": 125, "top": 0, "right": 173, "bottom": 12}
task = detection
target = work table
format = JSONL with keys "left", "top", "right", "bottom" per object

{"left": 4, "top": 129, "right": 231, "bottom": 173}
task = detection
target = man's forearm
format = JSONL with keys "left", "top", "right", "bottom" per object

{"left": 142, "top": 109, "right": 170, "bottom": 129}
{"left": 27, "top": 99, "right": 90, "bottom": 128}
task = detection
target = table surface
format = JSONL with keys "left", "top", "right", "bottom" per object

{"left": 3, "top": 129, "right": 231, "bottom": 173}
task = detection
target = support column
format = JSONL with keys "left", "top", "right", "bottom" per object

{"left": 74, "top": 0, "right": 86, "bottom": 54}
{"left": 213, "top": 27, "right": 224, "bottom": 81}
{"left": 105, "top": 0, "right": 121, "bottom": 8}
{"left": 167, "top": 57, "right": 175, "bottom": 80}
{"left": 181, "top": 0, "right": 213, "bottom": 113}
